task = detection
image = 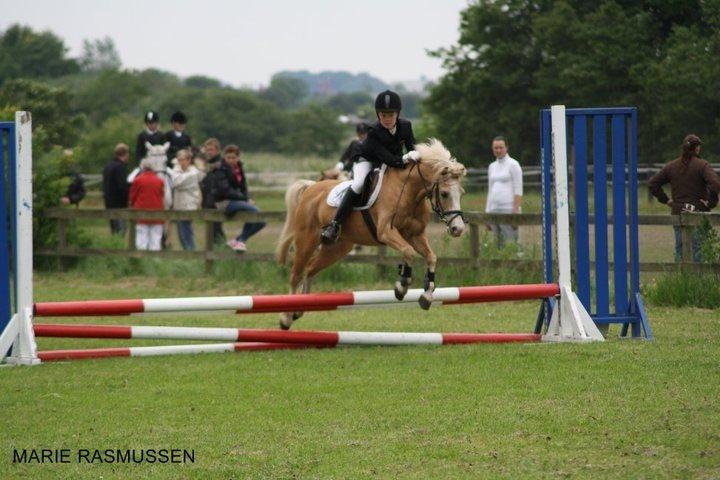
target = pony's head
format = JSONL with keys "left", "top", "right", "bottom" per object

{"left": 142, "top": 141, "right": 170, "bottom": 172}
{"left": 414, "top": 138, "right": 467, "bottom": 237}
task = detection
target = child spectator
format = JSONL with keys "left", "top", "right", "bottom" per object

{"left": 165, "top": 111, "right": 192, "bottom": 167}
{"left": 135, "top": 111, "right": 165, "bottom": 163}
{"left": 102, "top": 143, "right": 131, "bottom": 235}
{"left": 214, "top": 145, "right": 266, "bottom": 252}
{"left": 130, "top": 158, "right": 166, "bottom": 251}
{"left": 171, "top": 149, "right": 202, "bottom": 251}
{"left": 199, "top": 138, "right": 226, "bottom": 244}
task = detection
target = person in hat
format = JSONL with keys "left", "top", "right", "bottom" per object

{"left": 135, "top": 111, "right": 165, "bottom": 163}
{"left": 165, "top": 111, "right": 192, "bottom": 167}
{"left": 320, "top": 90, "right": 417, "bottom": 244}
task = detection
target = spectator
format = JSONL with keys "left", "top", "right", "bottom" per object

{"left": 129, "top": 158, "right": 166, "bottom": 251}
{"left": 61, "top": 171, "right": 85, "bottom": 207}
{"left": 171, "top": 149, "right": 202, "bottom": 251}
{"left": 165, "top": 111, "right": 192, "bottom": 167}
{"left": 648, "top": 134, "right": 720, "bottom": 262}
{"left": 102, "top": 143, "right": 131, "bottom": 235}
{"left": 199, "top": 138, "right": 226, "bottom": 244}
{"left": 214, "top": 144, "right": 266, "bottom": 252}
{"left": 135, "top": 111, "right": 165, "bottom": 163}
{"left": 485, "top": 136, "right": 523, "bottom": 248}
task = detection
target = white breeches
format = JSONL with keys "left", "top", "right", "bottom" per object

{"left": 351, "top": 160, "right": 372, "bottom": 194}
{"left": 136, "top": 224, "right": 163, "bottom": 251}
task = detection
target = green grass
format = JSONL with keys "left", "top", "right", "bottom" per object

{"left": 1, "top": 271, "right": 719, "bottom": 479}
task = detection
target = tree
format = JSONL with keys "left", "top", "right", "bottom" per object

{"left": 74, "top": 114, "right": 137, "bottom": 172}
{"left": 424, "top": 0, "right": 720, "bottom": 166}
{"left": 0, "top": 24, "right": 79, "bottom": 85}
{"left": 0, "top": 79, "right": 83, "bottom": 149}
{"left": 324, "top": 92, "right": 372, "bottom": 115}
{"left": 262, "top": 76, "right": 310, "bottom": 109}
{"left": 73, "top": 69, "right": 148, "bottom": 124}
{"left": 184, "top": 75, "right": 223, "bottom": 89}
{"left": 79, "top": 37, "right": 121, "bottom": 72}
{"left": 278, "top": 104, "right": 344, "bottom": 157}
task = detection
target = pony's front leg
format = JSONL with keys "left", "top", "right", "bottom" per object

{"left": 377, "top": 229, "right": 416, "bottom": 301}
{"left": 407, "top": 234, "right": 437, "bottom": 310}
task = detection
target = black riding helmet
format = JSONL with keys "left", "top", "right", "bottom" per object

{"left": 374, "top": 90, "right": 402, "bottom": 113}
{"left": 356, "top": 122, "right": 370, "bottom": 134}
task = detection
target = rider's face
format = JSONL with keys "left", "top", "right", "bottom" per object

{"left": 378, "top": 111, "right": 398, "bottom": 130}
{"left": 492, "top": 140, "right": 508, "bottom": 159}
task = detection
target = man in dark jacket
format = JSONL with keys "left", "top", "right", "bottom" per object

{"left": 102, "top": 143, "right": 131, "bottom": 235}
{"left": 61, "top": 172, "right": 86, "bottom": 207}
{"left": 165, "top": 111, "right": 192, "bottom": 167}
{"left": 135, "top": 111, "right": 165, "bottom": 163}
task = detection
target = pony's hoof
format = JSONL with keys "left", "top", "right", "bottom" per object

{"left": 280, "top": 313, "right": 293, "bottom": 330}
{"left": 418, "top": 292, "right": 433, "bottom": 310}
{"left": 394, "top": 281, "right": 408, "bottom": 301}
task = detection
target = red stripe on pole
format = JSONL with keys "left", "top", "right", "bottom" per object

{"left": 38, "top": 347, "right": 131, "bottom": 361}
{"left": 232, "top": 342, "right": 330, "bottom": 352}
{"left": 34, "top": 299, "right": 144, "bottom": 317}
{"left": 250, "top": 292, "right": 354, "bottom": 312}
{"left": 236, "top": 329, "right": 340, "bottom": 345}
{"left": 449, "top": 284, "right": 559, "bottom": 304}
{"left": 442, "top": 333, "right": 541, "bottom": 344}
{"left": 240, "top": 305, "right": 339, "bottom": 314}
{"left": 34, "top": 324, "right": 133, "bottom": 338}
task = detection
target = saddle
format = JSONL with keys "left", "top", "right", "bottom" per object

{"left": 326, "top": 165, "right": 387, "bottom": 210}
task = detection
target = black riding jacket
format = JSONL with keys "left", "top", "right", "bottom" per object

{"left": 165, "top": 130, "right": 192, "bottom": 165}
{"left": 358, "top": 118, "right": 416, "bottom": 168}
{"left": 135, "top": 130, "right": 166, "bottom": 162}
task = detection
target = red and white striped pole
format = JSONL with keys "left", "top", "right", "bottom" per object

{"left": 33, "top": 284, "right": 560, "bottom": 317}
{"left": 34, "top": 324, "right": 541, "bottom": 345}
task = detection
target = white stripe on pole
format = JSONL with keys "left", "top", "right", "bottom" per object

{"left": 131, "top": 326, "right": 239, "bottom": 341}
{"left": 143, "top": 296, "right": 254, "bottom": 313}
{"left": 352, "top": 287, "right": 460, "bottom": 305}
{"left": 129, "top": 343, "right": 237, "bottom": 357}
{"left": 550, "top": 105, "right": 572, "bottom": 290}
{"left": 338, "top": 331, "right": 444, "bottom": 345}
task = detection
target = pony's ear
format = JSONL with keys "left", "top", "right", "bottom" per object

{"left": 162, "top": 142, "right": 170, "bottom": 151}
{"left": 145, "top": 141, "right": 152, "bottom": 149}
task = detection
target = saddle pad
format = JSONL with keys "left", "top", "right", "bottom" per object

{"left": 326, "top": 165, "right": 387, "bottom": 210}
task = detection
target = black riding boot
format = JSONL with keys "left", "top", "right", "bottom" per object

{"left": 321, "top": 189, "right": 360, "bottom": 244}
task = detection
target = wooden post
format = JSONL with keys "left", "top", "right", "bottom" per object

{"left": 127, "top": 220, "right": 136, "bottom": 250}
{"left": 681, "top": 225, "right": 694, "bottom": 267}
{"left": 204, "top": 220, "right": 214, "bottom": 274}
{"left": 469, "top": 223, "right": 480, "bottom": 260}
{"left": 57, "top": 218, "right": 67, "bottom": 271}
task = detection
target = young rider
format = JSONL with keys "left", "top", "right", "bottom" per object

{"left": 320, "top": 90, "right": 419, "bottom": 244}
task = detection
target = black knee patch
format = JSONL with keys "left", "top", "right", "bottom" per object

{"left": 424, "top": 271, "right": 435, "bottom": 291}
{"left": 397, "top": 263, "right": 412, "bottom": 286}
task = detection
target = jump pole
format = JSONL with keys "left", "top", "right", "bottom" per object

{"left": 34, "top": 324, "right": 541, "bottom": 345}
{"left": 33, "top": 284, "right": 561, "bottom": 317}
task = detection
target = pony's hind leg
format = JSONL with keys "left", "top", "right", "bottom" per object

{"left": 280, "top": 233, "right": 319, "bottom": 330}
{"left": 394, "top": 262, "right": 413, "bottom": 300}
{"left": 304, "top": 240, "right": 355, "bottom": 282}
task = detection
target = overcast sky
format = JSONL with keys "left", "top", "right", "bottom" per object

{"left": 1, "top": 0, "right": 468, "bottom": 87}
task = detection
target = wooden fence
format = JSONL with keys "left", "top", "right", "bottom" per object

{"left": 37, "top": 208, "right": 720, "bottom": 274}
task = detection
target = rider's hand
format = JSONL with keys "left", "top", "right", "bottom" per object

{"left": 402, "top": 151, "right": 420, "bottom": 164}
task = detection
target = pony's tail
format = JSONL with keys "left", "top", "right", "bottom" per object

{"left": 276, "top": 179, "right": 315, "bottom": 264}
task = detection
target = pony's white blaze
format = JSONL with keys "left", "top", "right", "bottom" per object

{"left": 447, "top": 180, "right": 465, "bottom": 236}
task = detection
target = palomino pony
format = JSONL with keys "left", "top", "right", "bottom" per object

{"left": 276, "top": 139, "right": 467, "bottom": 329}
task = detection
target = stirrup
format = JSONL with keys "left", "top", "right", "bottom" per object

{"left": 320, "top": 222, "right": 340, "bottom": 244}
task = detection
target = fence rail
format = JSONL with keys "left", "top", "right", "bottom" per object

{"left": 38, "top": 208, "right": 720, "bottom": 274}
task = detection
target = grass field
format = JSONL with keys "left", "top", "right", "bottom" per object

{"left": 2, "top": 268, "right": 719, "bottom": 479}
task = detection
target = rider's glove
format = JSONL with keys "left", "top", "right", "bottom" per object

{"left": 401, "top": 151, "right": 421, "bottom": 164}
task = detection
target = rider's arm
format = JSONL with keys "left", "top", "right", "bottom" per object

{"left": 362, "top": 134, "right": 404, "bottom": 168}
{"left": 402, "top": 120, "right": 417, "bottom": 152}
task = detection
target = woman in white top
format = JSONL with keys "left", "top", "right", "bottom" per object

{"left": 171, "top": 149, "right": 203, "bottom": 251}
{"left": 485, "top": 136, "right": 523, "bottom": 247}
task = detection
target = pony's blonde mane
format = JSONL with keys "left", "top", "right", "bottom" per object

{"left": 415, "top": 138, "right": 466, "bottom": 180}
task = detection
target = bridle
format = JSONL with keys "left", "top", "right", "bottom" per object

{"left": 391, "top": 160, "right": 466, "bottom": 230}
